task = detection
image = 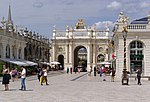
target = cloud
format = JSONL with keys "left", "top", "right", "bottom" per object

{"left": 92, "top": 21, "right": 114, "bottom": 30}
{"left": 33, "top": 2, "right": 44, "bottom": 8}
{"left": 107, "top": 1, "right": 121, "bottom": 10}
{"left": 140, "top": 2, "right": 150, "bottom": 8}
{"left": 61, "top": 0, "right": 73, "bottom": 5}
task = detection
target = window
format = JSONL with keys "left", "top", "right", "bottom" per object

{"left": 97, "top": 54, "right": 105, "bottom": 63}
{"left": 99, "top": 47, "right": 103, "bottom": 52}
{"left": 18, "top": 48, "right": 21, "bottom": 59}
{"left": 6, "top": 44, "right": 10, "bottom": 58}
{"left": 130, "top": 41, "right": 144, "bottom": 74}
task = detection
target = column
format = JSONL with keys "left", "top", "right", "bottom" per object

{"left": 87, "top": 44, "right": 91, "bottom": 72}
{"left": 93, "top": 44, "right": 96, "bottom": 64}
{"left": 2, "top": 43, "right": 6, "bottom": 58}
{"left": 52, "top": 44, "right": 56, "bottom": 61}
{"left": 87, "top": 44, "right": 91, "bottom": 63}
{"left": 65, "top": 44, "right": 69, "bottom": 63}
{"left": 21, "top": 47, "right": 25, "bottom": 59}
{"left": 69, "top": 43, "right": 72, "bottom": 64}
{"left": 16, "top": 47, "right": 18, "bottom": 59}
{"left": 10, "top": 44, "right": 12, "bottom": 59}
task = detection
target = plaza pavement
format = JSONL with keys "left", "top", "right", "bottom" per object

{"left": 0, "top": 71, "right": 150, "bottom": 102}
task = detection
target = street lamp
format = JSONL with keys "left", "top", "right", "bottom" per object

{"left": 122, "top": 26, "right": 129, "bottom": 85}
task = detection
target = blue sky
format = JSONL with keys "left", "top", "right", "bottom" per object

{"left": 0, "top": 0, "right": 150, "bottom": 38}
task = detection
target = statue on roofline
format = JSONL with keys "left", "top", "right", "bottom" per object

{"left": 75, "top": 19, "right": 85, "bottom": 29}
{"left": 117, "top": 11, "right": 129, "bottom": 24}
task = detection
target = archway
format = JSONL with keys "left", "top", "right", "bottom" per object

{"left": 24, "top": 47, "right": 27, "bottom": 60}
{"left": 58, "top": 55, "right": 64, "bottom": 70}
{"left": 6, "top": 44, "right": 10, "bottom": 58}
{"left": 74, "top": 46, "right": 87, "bottom": 72}
{"left": 130, "top": 40, "right": 144, "bottom": 74}
{"left": 97, "top": 54, "right": 105, "bottom": 63}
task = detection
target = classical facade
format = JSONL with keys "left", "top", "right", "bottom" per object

{"left": 51, "top": 19, "right": 110, "bottom": 71}
{"left": 23, "top": 28, "right": 50, "bottom": 63}
{"left": 112, "top": 12, "right": 150, "bottom": 78}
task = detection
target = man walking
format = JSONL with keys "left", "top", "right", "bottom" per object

{"left": 20, "top": 66, "right": 26, "bottom": 91}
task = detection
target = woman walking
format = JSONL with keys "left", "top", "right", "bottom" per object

{"left": 41, "top": 67, "right": 49, "bottom": 85}
{"left": 2, "top": 69, "right": 11, "bottom": 91}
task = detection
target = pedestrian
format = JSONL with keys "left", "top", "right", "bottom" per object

{"left": 110, "top": 68, "right": 115, "bottom": 82}
{"left": 2, "top": 64, "right": 7, "bottom": 74}
{"left": 74, "top": 67, "right": 77, "bottom": 74}
{"left": 70, "top": 67, "right": 73, "bottom": 74}
{"left": 99, "top": 67, "right": 103, "bottom": 77}
{"left": 2, "top": 69, "right": 11, "bottom": 91}
{"left": 67, "top": 67, "right": 69, "bottom": 74}
{"left": 102, "top": 66, "right": 106, "bottom": 81}
{"left": 136, "top": 67, "right": 142, "bottom": 85}
{"left": 78, "top": 67, "right": 80, "bottom": 74}
{"left": 41, "top": 67, "right": 49, "bottom": 85}
{"left": 19, "top": 66, "right": 26, "bottom": 91}
{"left": 37, "top": 66, "right": 42, "bottom": 82}
{"left": 11, "top": 68, "right": 16, "bottom": 82}
{"left": 94, "top": 67, "right": 96, "bottom": 76}
{"left": 88, "top": 66, "right": 92, "bottom": 76}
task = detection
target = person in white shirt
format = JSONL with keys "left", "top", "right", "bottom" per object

{"left": 41, "top": 67, "right": 49, "bottom": 85}
{"left": 20, "top": 66, "right": 26, "bottom": 91}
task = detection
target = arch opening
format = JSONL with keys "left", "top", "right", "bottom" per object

{"left": 74, "top": 46, "right": 87, "bottom": 72}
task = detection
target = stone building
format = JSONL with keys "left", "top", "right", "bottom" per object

{"left": 112, "top": 11, "right": 150, "bottom": 78}
{"left": 0, "top": 5, "right": 50, "bottom": 66}
{"left": 23, "top": 28, "right": 50, "bottom": 63}
{"left": 51, "top": 19, "right": 110, "bottom": 71}
{"left": 0, "top": 5, "right": 26, "bottom": 60}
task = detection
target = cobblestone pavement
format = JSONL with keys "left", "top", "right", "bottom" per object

{"left": 0, "top": 72, "right": 150, "bottom": 102}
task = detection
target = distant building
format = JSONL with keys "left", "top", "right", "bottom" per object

{"left": 51, "top": 19, "right": 110, "bottom": 71}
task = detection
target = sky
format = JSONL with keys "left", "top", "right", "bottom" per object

{"left": 0, "top": 0, "right": 150, "bottom": 38}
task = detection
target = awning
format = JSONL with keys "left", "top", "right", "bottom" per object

{"left": 0, "top": 58, "right": 28, "bottom": 66}
{"left": 50, "top": 61, "right": 60, "bottom": 65}
{"left": 0, "top": 58, "right": 37, "bottom": 66}
{"left": 19, "top": 60, "right": 38, "bottom": 66}
{"left": 97, "top": 61, "right": 111, "bottom": 65}
{"left": 40, "top": 62, "right": 50, "bottom": 65}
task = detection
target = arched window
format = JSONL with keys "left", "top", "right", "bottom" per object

{"left": 97, "top": 54, "right": 105, "bottom": 63}
{"left": 6, "top": 44, "right": 10, "bottom": 58}
{"left": 12, "top": 46, "right": 17, "bottom": 59}
{"left": 99, "top": 47, "right": 103, "bottom": 52}
{"left": 18, "top": 48, "right": 21, "bottom": 59}
{"left": 130, "top": 41, "right": 144, "bottom": 74}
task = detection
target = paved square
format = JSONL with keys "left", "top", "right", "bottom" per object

{"left": 0, "top": 72, "right": 150, "bottom": 102}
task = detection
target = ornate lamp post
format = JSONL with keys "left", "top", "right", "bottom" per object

{"left": 122, "top": 26, "right": 129, "bottom": 85}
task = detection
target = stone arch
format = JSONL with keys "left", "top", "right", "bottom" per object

{"left": 97, "top": 54, "right": 105, "bottom": 63}
{"left": 74, "top": 45, "right": 87, "bottom": 72}
{"left": 6, "top": 44, "right": 10, "bottom": 58}
{"left": 24, "top": 46, "right": 28, "bottom": 60}
{"left": 12, "top": 45, "right": 17, "bottom": 59}
{"left": 58, "top": 54, "right": 64, "bottom": 70}
{"left": 18, "top": 47, "right": 22, "bottom": 59}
